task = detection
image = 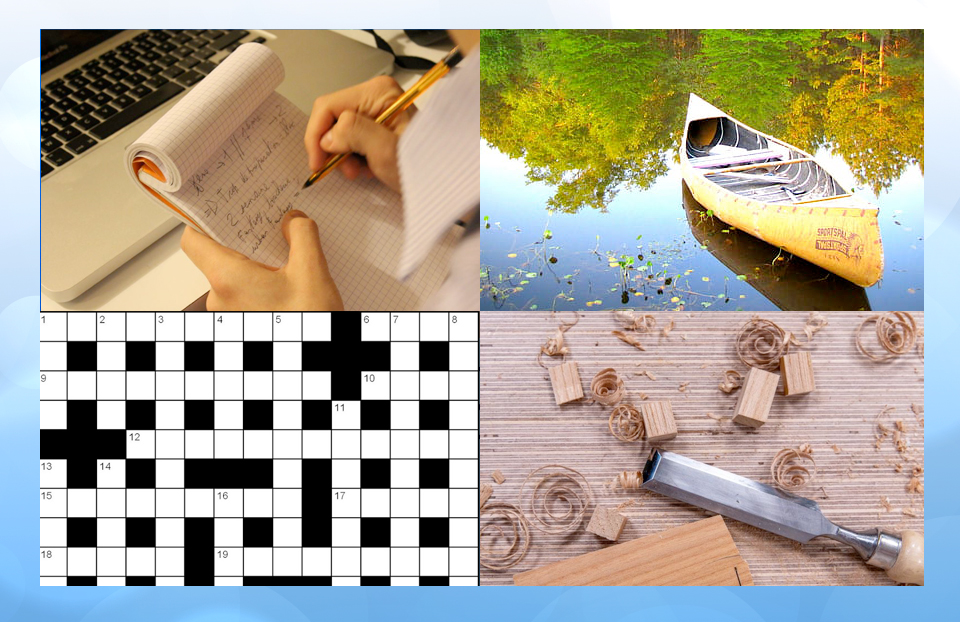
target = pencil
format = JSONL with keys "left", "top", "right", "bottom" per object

{"left": 302, "top": 46, "right": 463, "bottom": 189}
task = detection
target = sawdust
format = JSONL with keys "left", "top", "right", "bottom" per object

{"left": 706, "top": 411, "right": 734, "bottom": 435}
{"left": 678, "top": 382, "right": 689, "bottom": 393}
{"left": 832, "top": 445, "right": 842, "bottom": 454}
{"left": 907, "top": 477, "right": 924, "bottom": 495}
{"left": 880, "top": 496, "right": 892, "bottom": 512}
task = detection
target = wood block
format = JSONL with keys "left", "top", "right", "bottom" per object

{"left": 549, "top": 361, "right": 584, "bottom": 405}
{"left": 781, "top": 351, "right": 815, "bottom": 396}
{"left": 480, "top": 483, "right": 493, "bottom": 508}
{"left": 640, "top": 400, "right": 677, "bottom": 442}
{"left": 732, "top": 367, "right": 779, "bottom": 428}
{"left": 586, "top": 506, "right": 626, "bottom": 541}
{"left": 514, "top": 515, "right": 753, "bottom": 586}
{"left": 491, "top": 470, "right": 505, "bottom": 484}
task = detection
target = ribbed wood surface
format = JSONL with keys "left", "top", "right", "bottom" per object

{"left": 480, "top": 311, "right": 924, "bottom": 586}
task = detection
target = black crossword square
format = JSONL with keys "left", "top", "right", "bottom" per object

{"left": 332, "top": 312, "right": 361, "bottom": 344}
{"left": 126, "top": 517, "right": 156, "bottom": 546}
{"left": 126, "top": 400, "right": 156, "bottom": 430}
{"left": 243, "top": 400, "right": 273, "bottom": 429}
{"left": 243, "top": 341, "right": 273, "bottom": 371}
{"left": 67, "top": 400, "right": 97, "bottom": 430}
{"left": 66, "top": 341, "right": 97, "bottom": 371}
{"left": 419, "top": 401, "right": 449, "bottom": 430}
{"left": 360, "top": 401, "right": 390, "bottom": 430}
{"left": 184, "top": 341, "right": 215, "bottom": 371}
{"left": 126, "top": 459, "right": 156, "bottom": 488}
{"left": 419, "top": 459, "right": 449, "bottom": 489}
{"left": 302, "top": 401, "right": 332, "bottom": 429}
{"left": 357, "top": 342, "right": 390, "bottom": 371}
{"left": 301, "top": 341, "right": 335, "bottom": 372}
{"left": 185, "top": 400, "right": 215, "bottom": 429}
{"left": 331, "top": 369, "right": 360, "bottom": 401}
{"left": 243, "top": 517, "right": 273, "bottom": 547}
{"left": 360, "top": 459, "right": 390, "bottom": 489}
{"left": 66, "top": 459, "right": 97, "bottom": 488}
{"left": 94, "top": 430, "right": 127, "bottom": 459}
{"left": 419, "top": 517, "right": 449, "bottom": 547}
{"left": 360, "top": 576, "right": 391, "bottom": 586}
{"left": 40, "top": 430, "right": 70, "bottom": 460}
{"left": 419, "top": 342, "right": 449, "bottom": 372}
{"left": 67, "top": 576, "right": 97, "bottom": 586}
{"left": 125, "top": 576, "right": 156, "bottom": 585}
{"left": 67, "top": 517, "right": 96, "bottom": 547}
{"left": 419, "top": 576, "right": 449, "bottom": 586}
{"left": 125, "top": 341, "right": 156, "bottom": 371}
{"left": 361, "top": 517, "right": 390, "bottom": 547}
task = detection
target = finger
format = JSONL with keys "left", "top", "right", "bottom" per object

{"left": 281, "top": 210, "right": 331, "bottom": 277}
{"left": 319, "top": 111, "right": 397, "bottom": 173}
{"left": 180, "top": 226, "right": 248, "bottom": 275}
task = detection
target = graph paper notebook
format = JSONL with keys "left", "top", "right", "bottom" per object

{"left": 125, "top": 43, "right": 456, "bottom": 310}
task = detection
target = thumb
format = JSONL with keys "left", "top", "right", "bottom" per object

{"left": 281, "top": 210, "right": 330, "bottom": 277}
{"left": 320, "top": 110, "right": 398, "bottom": 174}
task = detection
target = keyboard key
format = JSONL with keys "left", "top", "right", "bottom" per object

{"left": 225, "top": 43, "right": 243, "bottom": 53}
{"left": 42, "top": 160, "right": 54, "bottom": 177}
{"left": 140, "top": 63, "right": 163, "bottom": 76}
{"left": 139, "top": 50, "right": 160, "bottom": 62}
{"left": 252, "top": 37, "right": 267, "bottom": 44}
{"left": 156, "top": 54, "right": 178, "bottom": 67}
{"left": 91, "top": 92, "right": 114, "bottom": 106}
{"left": 42, "top": 108, "right": 56, "bottom": 122}
{"left": 46, "top": 148, "right": 74, "bottom": 166}
{"left": 124, "top": 59, "right": 146, "bottom": 72}
{"left": 177, "top": 57, "right": 200, "bottom": 69}
{"left": 75, "top": 102, "right": 95, "bottom": 116}
{"left": 122, "top": 72, "right": 146, "bottom": 86}
{"left": 195, "top": 61, "right": 217, "bottom": 75}
{"left": 135, "top": 31, "right": 152, "bottom": 41}
{"left": 53, "top": 97, "right": 78, "bottom": 112}
{"left": 131, "top": 84, "right": 153, "bottom": 98}
{"left": 203, "top": 30, "right": 225, "bottom": 40}
{"left": 42, "top": 123, "right": 57, "bottom": 138}
{"left": 117, "top": 51, "right": 139, "bottom": 63}
{"left": 173, "top": 46, "right": 193, "bottom": 58}
{"left": 118, "top": 41, "right": 135, "bottom": 51}
{"left": 192, "top": 47, "right": 216, "bottom": 60}
{"left": 172, "top": 34, "right": 191, "bottom": 45}
{"left": 49, "top": 83, "right": 74, "bottom": 99}
{"left": 76, "top": 114, "right": 100, "bottom": 131}
{"left": 65, "top": 134, "right": 98, "bottom": 155}
{"left": 48, "top": 78, "right": 65, "bottom": 89}
{"left": 41, "top": 94, "right": 55, "bottom": 108}
{"left": 106, "top": 82, "right": 130, "bottom": 96}
{"left": 82, "top": 59, "right": 100, "bottom": 69}
{"left": 101, "top": 56, "right": 123, "bottom": 69}
{"left": 109, "top": 68, "right": 130, "bottom": 82}
{"left": 94, "top": 104, "right": 118, "bottom": 120}
{"left": 113, "top": 94, "right": 136, "bottom": 108}
{"left": 85, "top": 65, "right": 107, "bottom": 78}
{"left": 158, "top": 41, "right": 176, "bottom": 53}
{"left": 65, "top": 68, "right": 83, "bottom": 79}
{"left": 135, "top": 39, "right": 155, "bottom": 51}
{"left": 160, "top": 66, "right": 184, "bottom": 79}
{"left": 53, "top": 112, "right": 78, "bottom": 127}
{"left": 150, "top": 31, "right": 171, "bottom": 42}
{"left": 73, "top": 87, "right": 95, "bottom": 101}
{"left": 68, "top": 76, "right": 90, "bottom": 88}
{"left": 176, "top": 71, "right": 203, "bottom": 87}
{"left": 41, "top": 136, "right": 63, "bottom": 153}
{"left": 185, "top": 29, "right": 206, "bottom": 37}
{"left": 91, "top": 77, "right": 112, "bottom": 91}
{"left": 209, "top": 30, "right": 248, "bottom": 50}
{"left": 56, "top": 126, "right": 81, "bottom": 141}
{"left": 90, "top": 82, "right": 185, "bottom": 139}
{"left": 144, "top": 76, "right": 168, "bottom": 89}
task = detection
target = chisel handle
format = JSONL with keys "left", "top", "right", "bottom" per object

{"left": 884, "top": 530, "right": 924, "bottom": 585}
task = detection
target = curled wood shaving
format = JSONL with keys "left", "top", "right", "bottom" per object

{"left": 771, "top": 447, "right": 817, "bottom": 491}
{"left": 608, "top": 403, "right": 644, "bottom": 442}
{"left": 678, "top": 382, "right": 689, "bottom": 393}
{"left": 480, "top": 483, "right": 493, "bottom": 508}
{"left": 612, "top": 330, "right": 645, "bottom": 350}
{"left": 520, "top": 465, "right": 592, "bottom": 535}
{"left": 591, "top": 368, "right": 625, "bottom": 406}
{"left": 661, "top": 319, "right": 675, "bottom": 338}
{"left": 803, "top": 312, "right": 828, "bottom": 341}
{"left": 855, "top": 312, "right": 918, "bottom": 362}
{"left": 612, "top": 310, "right": 657, "bottom": 332}
{"left": 480, "top": 501, "right": 529, "bottom": 570}
{"left": 537, "top": 312, "right": 579, "bottom": 368}
{"left": 736, "top": 318, "right": 793, "bottom": 371}
{"left": 491, "top": 470, "right": 505, "bottom": 485}
{"left": 718, "top": 369, "right": 743, "bottom": 393}
{"left": 615, "top": 470, "right": 643, "bottom": 490}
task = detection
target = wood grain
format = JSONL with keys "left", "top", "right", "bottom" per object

{"left": 640, "top": 400, "right": 678, "bottom": 441}
{"left": 480, "top": 311, "right": 924, "bottom": 586}
{"left": 782, "top": 351, "right": 816, "bottom": 395}
{"left": 733, "top": 367, "right": 779, "bottom": 427}
{"left": 548, "top": 361, "right": 584, "bottom": 405}
{"left": 514, "top": 515, "right": 752, "bottom": 586}
{"left": 585, "top": 506, "right": 627, "bottom": 542}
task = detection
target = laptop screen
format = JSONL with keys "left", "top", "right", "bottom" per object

{"left": 41, "top": 30, "right": 122, "bottom": 74}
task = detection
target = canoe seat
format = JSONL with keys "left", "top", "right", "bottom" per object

{"left": 691, "top": 148, "right": 785, "bottom": 169}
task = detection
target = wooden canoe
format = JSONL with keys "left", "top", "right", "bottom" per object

{"left": 680, "top": 93, "right": 883, "bottom": 287}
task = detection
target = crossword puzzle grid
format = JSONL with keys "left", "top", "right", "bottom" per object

{"left": 39, "top": 312, "right": 479, "bottom": 586}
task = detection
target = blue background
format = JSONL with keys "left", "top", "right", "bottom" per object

{"left": 2, "top": 2, "right": 951, "bottom": 619}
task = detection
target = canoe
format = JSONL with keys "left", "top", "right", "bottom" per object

{"left": 681, "top": 181, "right": 871, "bottom": 311}
{"left": 680, "top": 93, "right": 883, "bottom": 287}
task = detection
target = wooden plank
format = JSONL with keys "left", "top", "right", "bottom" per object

{"left": 514, "top": 515, "right": 753, "bottom": 586}
{"left": 732, "top": 367, "right": 780, "bottom": 427}
{"left": 781, "top": 351, "right": 816, "bottom": 396}
{"left": 480, "top": 483, "right": 493, "bottom": 507}
{"left": 548, "top": 361, "right": 584, "bottom": 405}
{"left": 640, "top": 400, "right": 678, "bottom": 442}
{"left": 480, "top": 311, "right": 924, "bottom": 585}
{"left": 586, "top": 506, "right": 627, "bottom": 541}
{"left": 690, "top": 148, "right": 783, "bottom": 168}
{"left": 701, "top": 158, "right": 814, "bottom": 174}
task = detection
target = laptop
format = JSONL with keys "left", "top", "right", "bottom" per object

{"left": 41, "top": 30, "right": 395, "bottom": 303}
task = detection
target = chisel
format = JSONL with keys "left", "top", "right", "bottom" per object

{"left": 641, "top": 449, "right": 924, "bottom": 584}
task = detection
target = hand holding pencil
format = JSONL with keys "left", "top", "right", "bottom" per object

{"left": 302, "top": 47, "right": 462, "bottom": 192}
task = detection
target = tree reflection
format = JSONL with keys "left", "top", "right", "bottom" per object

{"left": 481, "top": 29, "right": 924, "bottom": 212}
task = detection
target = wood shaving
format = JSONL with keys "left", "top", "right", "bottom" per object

{"left": 491, "top": 470, "right": 505, "bottom": 485}
{"left": 911, "top": 403, "right": 924, "bottom": 427}
{"left": 608, "top": 403, "right": 644, "bottom": 442}
{"left": 661, "top": 319, "right": 675, "bottom": 338}
{"left": 643, "top": 370, "right": 657, "bottom": 381}
{"left": 771, "top": 447, "right": 817, "bottom": 491}
{"left": 832, "top": 444, "right": 842, "bottom": 454}
{"left": 803, "top": 312, "right": 828, "bottom": 341}
{"left": 480, "top": 501, "right": 529, "bottom": 570}
{"left": 638, "top": 392, "right": 649, "bottom": 401}
{"left": 880, "top": 496, "right": 892, "bottom": 512}
{"left": 718, "top": 369, "right": 743, "bottom": 393}
{"left": 615, "top": 470, "right": 643, "bottom": 490}
{"left": 736, "top": 318, "right": 792, "bottom": 371}
{"left": 917, "top": 329, "right": 924, "bottom": 359}
{"left": 875, "top": 405, "right": 895, "bottom": 421}
{"left": 480, "top": 483, "right": 493, "bottom": 508}
{"left": 855, "top": 312, "right": 918, "bottom": 362}
{"left": 520, "top": 465, "right": 592, "bottom": 535}
{"left": 678, "top": 382, "right": 689, "bottom": 393}
{"left": 591, "top": 368, "right": 625, "bottom": 406}
{"left": 903, "top": 507, "right": 922, "bottom": 517}
{"left": 616, "top": 498, "right": 637, "bottom": 511}
{"left": 706, "top": 411, "right": 733, "bottom": 434}
{"left": 907, "top": 476, "right": 924, "bottom": 495}
{"left": 798, "top": 443, "right": 814, "bottom": 454}
{"left": 612, "top": 310, "right": 657, "bottom": 332}
{"left": 612, "top": 330, "right": 645, "bottom": 350}
{"left": 895, "top": 463, "right": 903, "bottom": 473}
{"left": 537, "top": 312, "right": 579, "bottom": 368}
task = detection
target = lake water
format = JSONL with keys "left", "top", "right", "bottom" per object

{"left": 479, "top": 30, "right": 923, "bottom": 311}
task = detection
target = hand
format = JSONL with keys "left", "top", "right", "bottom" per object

{"left": 304, "top": 75, "right": 414, "bottom": 193}
{"left": 180, "top": 210, "right": 344, "bottom": 311}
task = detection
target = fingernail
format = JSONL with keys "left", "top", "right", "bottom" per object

{"left": 286, "top": 210, "right": 308, "bottom": 220}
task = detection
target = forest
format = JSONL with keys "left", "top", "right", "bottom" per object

{"left": 481, "top": 30, "right": 924, "bottom": 214}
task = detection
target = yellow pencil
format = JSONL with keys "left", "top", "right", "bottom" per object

{"left": 302, "top": 46, "right": 463, "bottom": 189}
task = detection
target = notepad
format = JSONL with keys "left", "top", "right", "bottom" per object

{"left": 125, "top": 43, "right": 457, "bottom": 310}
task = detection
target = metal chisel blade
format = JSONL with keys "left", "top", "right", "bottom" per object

{"left": 641, "top": 449, "right": 838, "bottom": 543}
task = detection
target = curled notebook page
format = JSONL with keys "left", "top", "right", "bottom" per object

{"left": 125, "top": 43, "right": 284, "bottom": 193}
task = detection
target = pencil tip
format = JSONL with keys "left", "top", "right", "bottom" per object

{"left": 301, "top": 182, "right": 310, "bottom": 190}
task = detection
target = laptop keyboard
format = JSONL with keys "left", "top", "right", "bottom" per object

{"left": 41, "top": 29, "right": 265, "bottom": 177}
